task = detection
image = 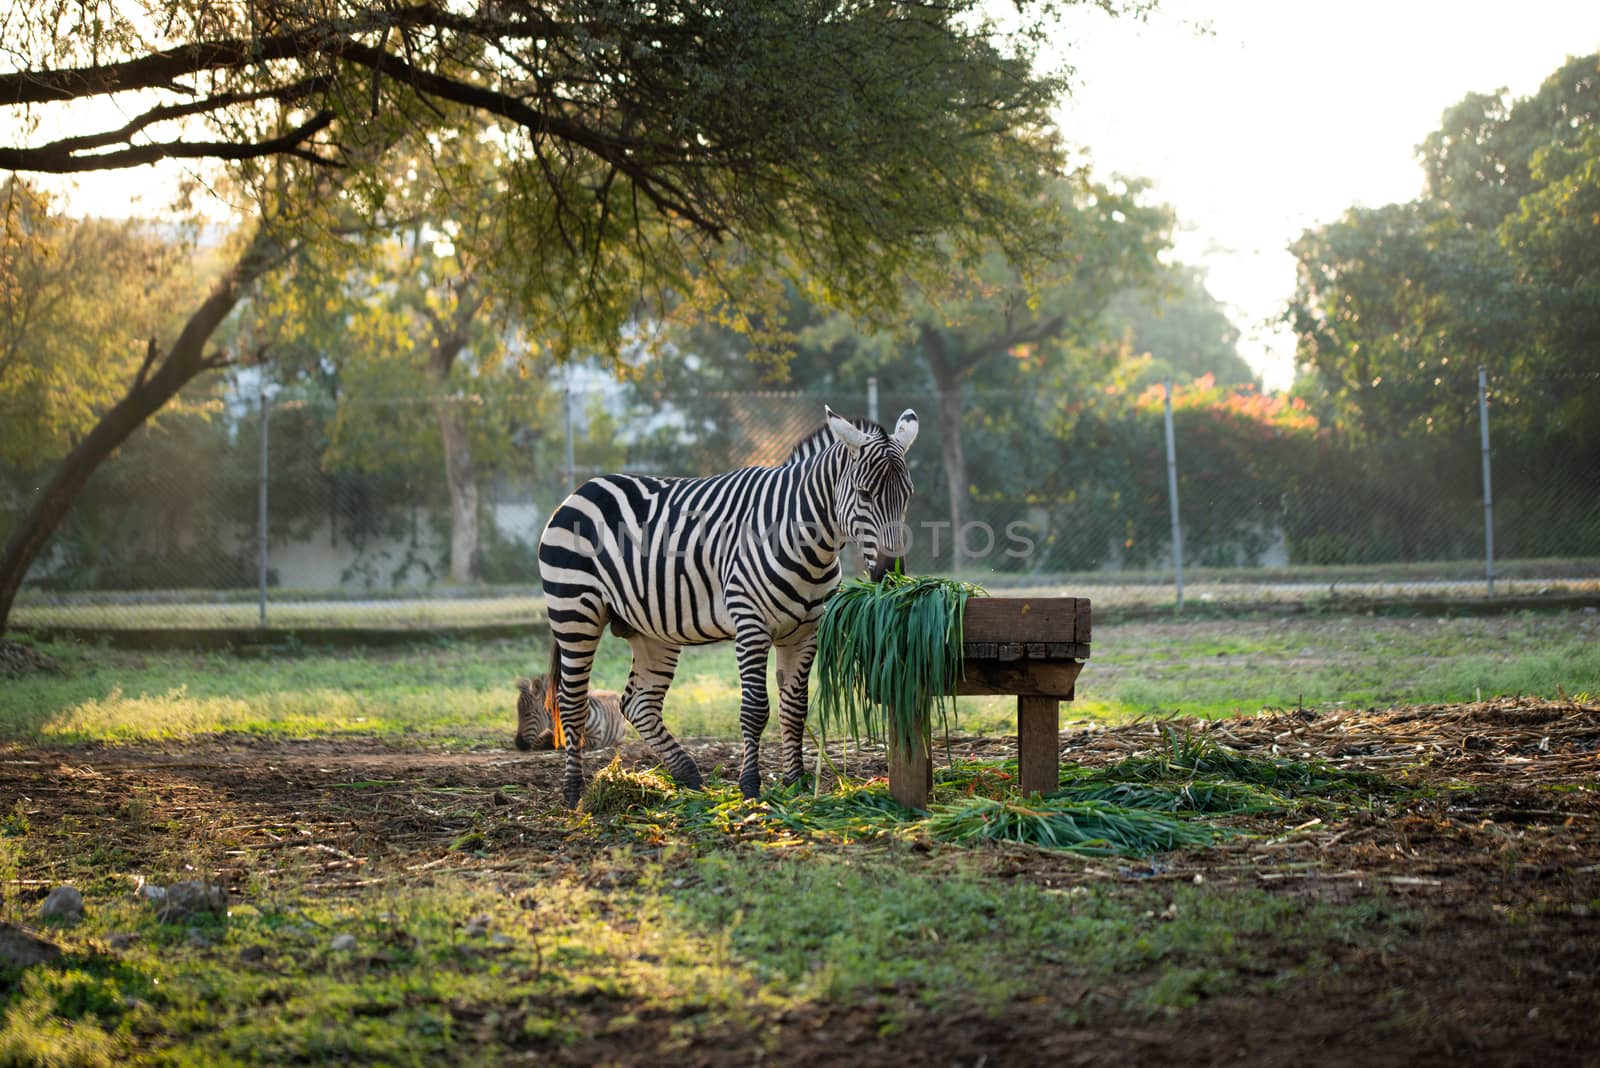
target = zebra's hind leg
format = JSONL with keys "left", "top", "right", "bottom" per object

{"left": 552, "top": 624, "right": 604, "bottom": 809}
{"left": 775, "top": 635, "right": 818, "bottom": 789}
{"left": 621, "top": 638, "right": 702, "bottom": 790}
{"left": 734, "top": 621, "right": 774, "bottom": 800}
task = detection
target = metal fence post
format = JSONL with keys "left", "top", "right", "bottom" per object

{"left": 257, "top": 380, "right": 270, "bottom": 628}
{"left": 1478, "top": 366, "right": 1495, "bottom": 598}
{"left": 1163, "top": 380, "right": 1185, "bottom": 612}
{"left": 866, "top": 375, "right": 879, "bottom": 425}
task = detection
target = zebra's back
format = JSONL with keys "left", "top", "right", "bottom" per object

{"left": 537, "top": 466, "right": 839, "bottom": 646}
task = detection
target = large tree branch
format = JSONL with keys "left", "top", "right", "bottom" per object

{"left": 956, "top": 313, "right": 1068, "bottom": 379}
{"left": 34, "top": 77, "right": 332, "bottom": 157}
{"left": 2, "top": 11, "right": 727, "bottom": 232}
{"left": 0, "top": 7, "right": 554, "bottom": 105}
{"left": 0, "top": 110, "right": 339, "bottom": 172}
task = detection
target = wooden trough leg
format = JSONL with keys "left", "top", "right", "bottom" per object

{"left": 888, "top": 729, "right": 932, "bottom": 811}
{"left": 1016, "top": 695, "right": 1061, "bottom": 797}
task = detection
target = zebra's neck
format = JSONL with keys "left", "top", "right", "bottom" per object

{"left": 789, "top": 442, "right": 853, "bottom": 558}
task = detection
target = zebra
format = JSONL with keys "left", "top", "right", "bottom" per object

{"left": 513, "top": 672, "right": 628, "bottom": 752}
{"left": 536, "top": 405, "right": 918, "bottom": 806}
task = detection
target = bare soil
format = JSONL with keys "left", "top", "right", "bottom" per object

{"left": 2, "top": 699, "right": 1596, "bottom": 1066}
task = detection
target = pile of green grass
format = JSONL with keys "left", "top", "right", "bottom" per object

{"left": 922, "top": 796, "right": 1217, "bottom": 855}
{"left": 1089, "top": 727, "right": 1394, "bottom": 799}
{"left": 813, "top": 572, "right": 986, "bottom": 755}
{"left": 578, "top": 733, "right": 1398, "bottom": 855}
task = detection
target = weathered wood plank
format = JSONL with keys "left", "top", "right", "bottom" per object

{"left": 963, "top": 597, "right": 1086, "bottom": 644}
{"left": 963, "top": 641, "right": 1090, "bottom": 661}
{"left": 954, "top": 659, "right": 1082, "bottom": 697}
{"left": 888, "top": 733, "right": 931, "bottom": 811}
{"left": 1016, "top": 695, "right": 1060, "bottom": 796}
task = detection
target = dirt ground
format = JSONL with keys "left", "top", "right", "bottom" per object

{"left": 3, "top": 699, "right": 1597, "bottom": 1066}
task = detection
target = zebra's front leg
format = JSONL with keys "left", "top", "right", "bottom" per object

{"left": 734, "top": 621, "right": 775, "bottom": 800}
{"left": 621, "top": 638, "right": 702, "bottom": 790}
{"left": 775, "top": 635, "right": 818, "bottom": 789}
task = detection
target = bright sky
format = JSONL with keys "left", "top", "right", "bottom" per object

{"left": 1049, "top": 0, "right": 1600, "bottom": 390}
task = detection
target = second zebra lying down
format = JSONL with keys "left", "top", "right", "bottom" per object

{"left": 513, "top": 675, "right": 629, "bottom": 752}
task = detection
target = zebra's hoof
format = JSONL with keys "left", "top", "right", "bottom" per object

{"left": 672, "top": 763, "right": 705, "bottom": 791}
{"left": 514, "top": 733, "right": 531, "bottom": 751}
{"left": 782, "top": 771, "right": 811, "bottom": 791}
{"left": 739, "top": 769, "right": 762, "bottom": 800}
{"left": 563, "top": 782, "right": 584, "bottom": 810}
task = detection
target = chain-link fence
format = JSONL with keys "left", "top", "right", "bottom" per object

{"left": 5, "top": 372, "right": 1598, "bottom": 631}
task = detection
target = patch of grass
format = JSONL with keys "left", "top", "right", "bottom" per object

{"left": 666, "top": 853, "right": 1397, "bottom": 1018}
{"left": 0, "top": 846, "right": 1405, "bottom": 1062}
{"left": 3, "top": 612, "right": 1595, "bottom": 748}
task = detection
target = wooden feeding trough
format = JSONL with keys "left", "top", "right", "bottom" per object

{"left": 888, "top": 596, "right": 1090, "bottom": 810}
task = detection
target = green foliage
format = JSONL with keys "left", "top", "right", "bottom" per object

{"left": 1289, "top": 53, "right": 1600, "bottom": 487}
{"left": 1104, "top": 263, "right": 1256, "bottom": 390}
{"left": 0, "top": 179, "right": 218, "bottom": 473}
{"left": 813, "top": 573, "right": 985, "bottom": 753}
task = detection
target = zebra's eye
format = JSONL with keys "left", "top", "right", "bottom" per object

{"left": 856, "top": 488, "right": 870, "bottom": 502}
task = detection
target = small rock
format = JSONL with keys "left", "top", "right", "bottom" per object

{"left": 155, "top": 881, "right": 228, "bottom": 923}
{"left": 38, "top": 886, "right": 84, "bottom": 924}
{"left": 463, "top": 915, "right": 492, "bottom": 937}
{"left": 329, "top": 933, "right": 357, "bottom": 952}
{"left": 239, "top": 944, "right": 266, "bottom": 963}
{"left": 136, "top": 883, "right": 167, "bottom": 904}
{"left": 107, "top": 932, "right": 141, "bottom": 951}
{"left": 489, "top": 933, "right": 515, "bottom": 949}
{"left": 185, "top": 927, "right": 212, "bottom": 948}
{"left": 0, "top": 922, "right": 62, "bottom": 968}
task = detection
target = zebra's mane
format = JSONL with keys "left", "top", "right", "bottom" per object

{"left": 782, "top": 415, "right": 886, "bottom": 466}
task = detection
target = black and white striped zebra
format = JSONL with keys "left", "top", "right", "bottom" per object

{"left": 536, "top": 406, "right": 918, "bottom": 806}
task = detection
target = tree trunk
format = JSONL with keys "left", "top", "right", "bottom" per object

{"left": 923, "top": 329, "right": 970, "bottom": 572}
{"left": 0, "top": 228, "right": 284, "bottom": 633}
{"left": 429, "top": 334, "right": 480, "bottom": 585}
{"left": 434, "top": 397, "right": 480, "bottom": 584}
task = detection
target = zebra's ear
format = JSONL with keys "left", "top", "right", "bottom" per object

{"left": 892, "top": 409, "right": 919, "bottom": 452}
{"left": 826, "top": 405, "right": 869, "bottom": 451}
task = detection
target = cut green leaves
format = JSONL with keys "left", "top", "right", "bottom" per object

{"left": 813, "top": 572, "right": 986, "bottom": 754}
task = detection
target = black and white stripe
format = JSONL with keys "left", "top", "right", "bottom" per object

{"left": 536, "top": 406, "right": 919, "bottom": 805}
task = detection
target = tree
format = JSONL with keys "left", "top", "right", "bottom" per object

{"left": 1, "top": 2, "right": 1091, "bottom": 327}
{"left": 0, "top": 180, "right": 214, "bottom": 471}
{"left": 1, "top": 1, "right": 1137, "bottom": 630}
{"left": 1103, "top": 263, "right": 1254, "bottom": 390}
{"left": 825, "top": 175, "right": 1171, "bottom": 568}
{"left": 1290, "top": 53, "right": 1600, "bottom": 445}
{"left": 0, "top": 218, "right": 296, "bottom": 628}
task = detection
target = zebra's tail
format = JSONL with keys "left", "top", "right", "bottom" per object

{"left": 544, "top": 640, "right": 566, "bottom": 749}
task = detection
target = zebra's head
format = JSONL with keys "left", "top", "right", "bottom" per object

{"left": 826, "top": 406, "right": 918, "bottom": 581}
{"left": 514, "top": 677, "right": 556, "bottom": 751}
